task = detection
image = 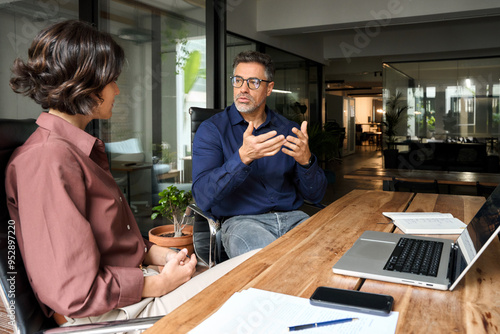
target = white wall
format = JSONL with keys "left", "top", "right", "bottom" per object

{"left": 256, "top": 0, "right": 500, "bottom": 34}
{"left": 226, "top": 1, "right": 326, "bottom": 64}
{"left": 228, "top": 0, "right": 500, "bottom": 63}
{"left": 322, "top": 16, "right": 500, "bottom": 61}
{"left": 354, "top": 97, "right": 374, "bottom": 131}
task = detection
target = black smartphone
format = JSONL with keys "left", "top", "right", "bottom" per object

{"left": 310, "top": 286, "right": 394, "bottom": 316}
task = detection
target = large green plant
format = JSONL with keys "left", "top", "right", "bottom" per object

{"left": 383, "top": 92, "right": 408, "bottom": 149}
{"left": 151, "top": 185, "right": 193, "bottom": 237}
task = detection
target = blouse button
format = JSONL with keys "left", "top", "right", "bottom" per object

{"left": 119, "top": 197, "right": 123, "bottom": 202}
{"left": 127, "top": 225, "right": 131, "bottom": 230}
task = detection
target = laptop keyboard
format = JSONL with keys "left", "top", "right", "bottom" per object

{"left": 383, "top": 238, "right": 444, "bottom": 277}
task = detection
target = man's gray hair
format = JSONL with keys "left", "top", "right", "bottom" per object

{"left": 232, "top": 50, "right": 275, "bottom": 81}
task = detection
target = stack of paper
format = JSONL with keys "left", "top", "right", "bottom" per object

{"left": 189, "top": 288, "right": 399, "bottom": 333}
{"left": 383, "top": 212, "right": 467, "bottom": 234}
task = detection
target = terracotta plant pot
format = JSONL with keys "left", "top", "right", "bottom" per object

{"left": 148, "top": 225, "right": 194, "bottom": 255}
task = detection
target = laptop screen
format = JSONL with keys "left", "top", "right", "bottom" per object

{"left": 452, "top": 184, "right": 500, "bottom": 287}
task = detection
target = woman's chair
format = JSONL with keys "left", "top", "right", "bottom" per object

{"left": 0, "top": 118, "right": 161, "bottom": 333}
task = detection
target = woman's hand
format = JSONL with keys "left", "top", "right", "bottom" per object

{"left": 142, "top": 249, "right": 197, "bottom": 298}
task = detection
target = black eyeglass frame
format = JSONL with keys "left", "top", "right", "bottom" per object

{"left": 230, "top": 76, "right": 272, "bottom": 90}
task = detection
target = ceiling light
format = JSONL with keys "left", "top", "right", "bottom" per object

{"left": 273, "top": 89, "right": 292, "bottom": 94}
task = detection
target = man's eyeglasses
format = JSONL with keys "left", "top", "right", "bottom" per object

{"left": 230, "top": 76, "right": 272, "bottom": 90}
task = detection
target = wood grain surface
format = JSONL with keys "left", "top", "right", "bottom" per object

{"left": 145, "top": 190, "right": 500, "bottom": 333}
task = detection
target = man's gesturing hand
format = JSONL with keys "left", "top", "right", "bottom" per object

{"left": 282, "top": 121, "right": 312, "bottom": 166}
{"left": 239, "top": 121, "right": 286, "bottom": 165}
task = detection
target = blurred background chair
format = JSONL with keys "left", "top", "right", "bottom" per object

{"left": 105, "top": 138, "right": 191, "bottom": 210}
{"left": 0, "top": 118, "right": 160, "bottom": 334}
{"left": 105, "top": 138, "right": 149, "bottom": 211}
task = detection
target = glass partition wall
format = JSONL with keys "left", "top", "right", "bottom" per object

{"left": 0, "top": 1, "right": 321, "bottom": 232}
{"left": 98, "top": 0, "right": 206, "bottom": 226}
{"left": 226, "top": 35, "right": 321, "bottom": 127}
{"left": 383, "top": 58, "right": 500, "bottom": 145}
{"left": 0, "top": 0, "right": 79, "bottom": 119}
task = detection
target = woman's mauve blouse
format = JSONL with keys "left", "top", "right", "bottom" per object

{"left": 5, "top": 112, "right": 153, "bottom": 318}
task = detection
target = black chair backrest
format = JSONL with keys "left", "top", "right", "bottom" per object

{"left": 189, "top": 107, "right": 223, "bottom": 147}
{"left": 0, "top": 119, "right": 56, "bottom": 333}
{"left": 188, "top": 107, "right": 225, "bottom": 266}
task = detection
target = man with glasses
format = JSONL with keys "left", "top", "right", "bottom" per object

{"left": 192, "top": 51, "right": 327, "bottom": 258}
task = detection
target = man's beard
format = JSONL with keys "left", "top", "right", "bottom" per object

{"left": 234, "top": 93, "right": 264, "bottom": 114}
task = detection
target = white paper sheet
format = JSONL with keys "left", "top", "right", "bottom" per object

{"left": 189, "top": 288, "right": 399, "bottom": 334}
{"left": 383, "top": 212, "right": 466, "bottom": 234}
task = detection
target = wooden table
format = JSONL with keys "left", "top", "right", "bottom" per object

{"left": 156, "top": 169, "right": 180, "bottom": 182}
{"left": 345, "top": 167, "right": 500, "bottom": 189}
{"left": 144, "top": 190, "right": 499, "bottom": 333}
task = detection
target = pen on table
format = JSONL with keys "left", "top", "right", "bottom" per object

{"left": 288, "top": 318, "right": 358, "bottom": 331}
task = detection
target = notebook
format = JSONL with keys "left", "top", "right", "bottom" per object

{"left": 332, "top": 185, "right": 500, "bottom": 291}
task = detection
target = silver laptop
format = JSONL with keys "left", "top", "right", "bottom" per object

{"left": 333, "top": 185, "right": 500, "bottom": 291}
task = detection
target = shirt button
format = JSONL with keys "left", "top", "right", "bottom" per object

{"left": 127, "top": 225, "right": 131, "bottom": 230}
{"left": 119, "top": 197, "right": 123, "bottom": 202}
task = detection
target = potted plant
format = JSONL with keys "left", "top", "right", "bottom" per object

{"left": 382, "top": 92, "right": 408, "bottom": 168}
{"left": 149, "top": 185, "right": 194, "bottom": 254}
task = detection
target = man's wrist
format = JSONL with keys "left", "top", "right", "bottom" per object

{"left": 299, "top": 156, "right": 313, "bottom": 168}
{"left": 239, "top": 147, "right": 252, "bottom": 165}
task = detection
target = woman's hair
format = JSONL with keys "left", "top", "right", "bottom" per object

{"left": 10, "top": 20, "right": 125, "bottom": 116}
{"left": 232, "top": 50, "right": 275, "bottom": 82}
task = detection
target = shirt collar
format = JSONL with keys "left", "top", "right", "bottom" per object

{"left": 228, "top": 103, "right": 278, "bottom": 130}
{"left": 36, "top": 112, "right": 99, "bottom": 157}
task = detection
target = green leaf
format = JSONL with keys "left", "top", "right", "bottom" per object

{"left": 184, "top": 50, "right": 201, "bottom": 95}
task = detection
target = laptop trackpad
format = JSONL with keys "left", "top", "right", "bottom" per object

{"left": 349, "top": 238, "right": 396, "bottom": 261}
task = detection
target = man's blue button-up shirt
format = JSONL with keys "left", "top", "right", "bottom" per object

{"left": 192, "top": 104, "right": 328, "bottom": 218}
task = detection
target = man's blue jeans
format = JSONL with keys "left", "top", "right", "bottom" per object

{"left": 221, "top": 210, "right": 309, "bottom": 258}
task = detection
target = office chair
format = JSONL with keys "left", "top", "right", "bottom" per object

{"left": 0, "top": 118, "right": 161, "bottom": 333}
{"left": 105, "top": 138, "right": 149, "bottom": 211}
{"left": 188, "top": 107, "right": 225, "bottom": 268}
{"left": 188, "top": 107, "right": 326, "bottom": 267}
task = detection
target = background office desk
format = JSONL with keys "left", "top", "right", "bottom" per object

{"left": 345, "top": 167, "right": 500, "bottom": 194}
{"left": 144, "top": 190, "right": 499, "bottom": 334}
{"left": 110, "top": 161, "right": 152, "bottom": 203}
